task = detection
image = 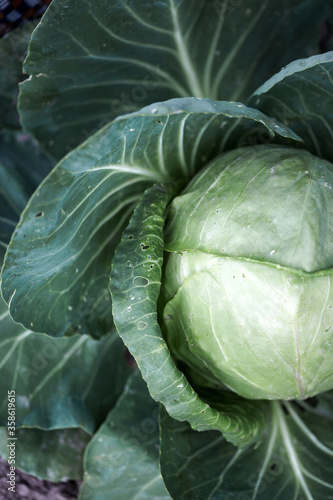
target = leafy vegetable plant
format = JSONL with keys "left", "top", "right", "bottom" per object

{"left": 1, "top": 1, "right": 333, "bottom": 498}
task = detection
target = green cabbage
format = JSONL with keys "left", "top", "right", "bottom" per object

{"left": 161, "top": 145, "right": 333, "bottom": 399}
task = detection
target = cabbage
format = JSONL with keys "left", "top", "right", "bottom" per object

{"left": 161, "top": 145, "right": 333, "bottom": 399}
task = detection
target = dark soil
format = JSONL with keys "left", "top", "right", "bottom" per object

{"left": 0, "top": 457, "right": 80, "bottom": 499}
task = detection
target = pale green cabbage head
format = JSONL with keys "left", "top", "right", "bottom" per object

{"left": 161, "top": 145, "right": 333, "bottom": 400}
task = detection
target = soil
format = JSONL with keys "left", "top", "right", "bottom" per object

{"left": 0, "top": 457, "right": 80, "bottom": 499}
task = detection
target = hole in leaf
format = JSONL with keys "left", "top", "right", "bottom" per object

{"left": 140, "top": 244, "right": 150, "bottom": 250}
{"left": 133, "top": 276, "right": 149, "bottom": 286}
{"left": 268, "top": 462, "right": 282, "bottom": 475}
{"left": 35, "top": 212, "right": 44, "bottom": 218}
{"left": 137, "top": 320, "right": 147, "bottom": 330}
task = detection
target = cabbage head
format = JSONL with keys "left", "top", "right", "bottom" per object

{"left": 161, "top": 144, "right": 333, "bottom": 400}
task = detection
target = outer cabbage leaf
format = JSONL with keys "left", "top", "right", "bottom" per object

{"left": 0, "top": 426, "right": 90, "bottom": 481}
{"left": 0, "top": 290, "right": 131, "bottom": 433}
{"left": 1, "top": 98, "right": 299, "bottom": 338}
{"left": 79, "top": 371, "right": 169, "bottom": 500}
{"left": 18, "top": 0, "right": 326, "bottom": 158}
{"left": 248, "top": 53, "right": 333, "bottom": 163}
{"left": 110, "top": 183, "right": 269, "bottom": 447}
{"left": 159, "top": 394, "right": 333, "bottom": 500}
